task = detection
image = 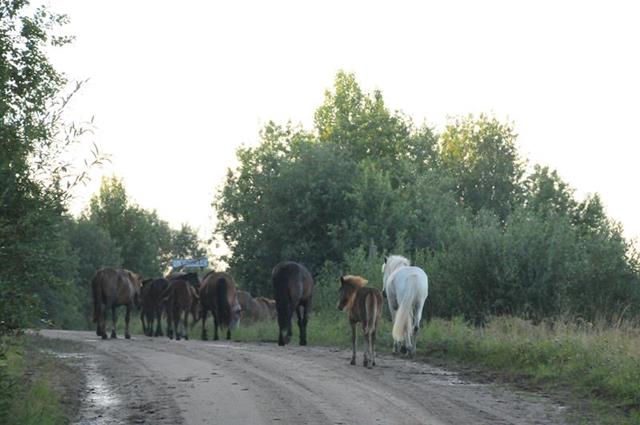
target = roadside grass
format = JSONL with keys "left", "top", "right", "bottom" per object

{"left": 0, "top": 336, "right": 66, "bottom": 425}
{"left": 421, "top": 316, "right": 640, "bottom": 425}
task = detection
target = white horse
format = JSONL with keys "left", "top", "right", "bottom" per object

{"left": 382, "top": 255, "right": 428, "bottom": 356}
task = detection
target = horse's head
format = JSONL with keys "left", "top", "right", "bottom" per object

{"left": 337, "top": 275, "right": 367, "bottom": 312}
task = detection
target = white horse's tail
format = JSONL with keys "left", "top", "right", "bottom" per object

{"left": 392, "top": 276, "right": 420, "bottom": 346}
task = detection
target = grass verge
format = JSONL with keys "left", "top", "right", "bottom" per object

{"left": 0, "top": 335, "right": 80, "bottom": 425}
{"left": 422, "top": 316, "right": 640, "bottom": 425}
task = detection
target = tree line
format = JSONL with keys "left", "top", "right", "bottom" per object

{"left": 215, "top": 71, "right": 640, "bottom": 323}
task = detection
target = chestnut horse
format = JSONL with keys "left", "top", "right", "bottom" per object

{"left": 200, "top": 272, "right": 241, "bottom": 340}
{"left": 338, "top": 275, "right": 383, "bottom": 368}
{"left": 92, "top": 267, "right": 142, "bottom": 340}
{"left": 272, "top": 261, "right": 314, "bottom": 346}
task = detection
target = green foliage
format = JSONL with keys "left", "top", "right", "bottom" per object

{"left": 440, "top": 114, "right": 524, "bottom": 221}
{"left": 85, "top": 176, "right": 207, "bottom": 280}
{"left": 215, "top": 71, "right": 640, "bottom": 323}
{"left": 0, "top": 1, "right": 81, "bottom": 334}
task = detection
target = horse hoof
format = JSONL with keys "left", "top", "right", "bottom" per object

{"left": 125, "top": 334, "right": 131, "bottom": 340}
{"left": 350, "top": 359, "right": 356, "bottom": 365}
{"left": 101, "top": 334, "right": 108, "bottom": 340}
{"left": 185, "top": 335, "right": 189, "bottom": 341}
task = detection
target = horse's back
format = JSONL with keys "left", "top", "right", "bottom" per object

{"left": 391, "top": 266, "right": 428, "bottom": 292}
{"left": 354, "top": 286, "right": 383, "bottom": 323}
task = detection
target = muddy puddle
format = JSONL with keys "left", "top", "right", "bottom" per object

{"left": 47, "top": 351, "right": 122, "bottom": 424}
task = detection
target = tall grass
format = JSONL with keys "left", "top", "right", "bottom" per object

{"left": 423, "top": 316, "right": 640, "bottom": 424}
{"left": 0, "top": 338, "right": 65, "bottom": 425}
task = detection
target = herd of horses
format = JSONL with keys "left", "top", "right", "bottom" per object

{"left": 91, "top": 256, "right": 429, "bottom": 368}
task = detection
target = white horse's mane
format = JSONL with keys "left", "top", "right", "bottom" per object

{"left": 385, "top": 255, "right": 410, "bottom": 273}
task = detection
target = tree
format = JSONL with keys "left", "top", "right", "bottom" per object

{"left": 88, "top": 177, "right": 173, "bottom": 277}
{"left": 170, "top": 223, "right": 207, "bottom": 260}
{"left": 0, "top": 1, "right": 88, "bottom": 333}
{"left": 440, "top": 114, "right": 524, "bottom": 221}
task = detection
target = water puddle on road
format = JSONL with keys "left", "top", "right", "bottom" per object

{"left": 75, "top": 359, "right": 121, "bottom": 424}
{"left": 47, "top": 351, "right": 122, "bottom": 424}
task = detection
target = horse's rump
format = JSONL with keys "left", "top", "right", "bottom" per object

{"left": 357, "top": 287, "right": 383, "bottom": 333}
{"left": 165, "top": 280, "right": 193, "bottom": 313}
{"left": 272, "top": 261, "right": 314, "bottom": 345}
{"left": 383, "top": 256, "right": 429, "bottom": 352}
{"left": 92, "top": 267, "right": 142, "bottom": 320}
{"left": 200, "top": 272, "right": 240, "bottom": 328}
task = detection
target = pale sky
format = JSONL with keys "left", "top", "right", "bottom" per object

{"left": 47, "top": 1, "right": 640, "bottom": 247}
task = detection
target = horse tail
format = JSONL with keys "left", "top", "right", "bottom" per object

{"left": 216, "top": 277, "right": 230, "bottom": 326}
{"left": 392, "top": 276, "right": 419, "bottom": 347}
{"left": 273, "top": 272, "right": 291, "bottom": 330}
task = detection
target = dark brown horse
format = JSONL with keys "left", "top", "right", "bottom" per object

{"left": 338, "top": 275, "right": 383, "bottom": 368}
{"left": 140, "top": 278, "right": 169, "bottom": 337}
{"left": 163, "top": 277, "right": 198, "bottom": 340}
{"left": 200, "top": 272, "right": 241, "bottom": 340}
{"left": 272, "top": 261, "right": 314, "bottom": 346}
{"left": 92, "top": 268, "right": 142, "bottom": 340}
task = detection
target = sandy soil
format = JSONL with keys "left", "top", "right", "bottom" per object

{"left": 40, "top": 330, "right": 566, "bottom": 425}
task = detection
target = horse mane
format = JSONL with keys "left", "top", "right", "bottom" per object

{"left": 385, "top": 255, "right": 410, "bottom": 273}
{"left": 341, "top": 275, "right": 368, "bottom": 288}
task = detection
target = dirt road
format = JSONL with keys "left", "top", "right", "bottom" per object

{"left": 41, "top": 330, "right": 565, "bottom": 425}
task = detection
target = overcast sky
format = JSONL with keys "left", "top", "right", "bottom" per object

{"left": 47, "top": 0, "right": 640, "bottom": 246}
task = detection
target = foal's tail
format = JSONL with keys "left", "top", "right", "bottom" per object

{"left": 364, "top": 292, "right": 379, "bottom": 335}
{"left": 392, "top": 277, "right": 419, "bottom": 346}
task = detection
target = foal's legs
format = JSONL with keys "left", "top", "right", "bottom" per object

{"left": 350, "top": 321, "right": 357, "bottom": 365}
{"left": 362, "top": 324, "right": 371, "bottom": 368}
{"left": 124, "top": 304, "right": 131, "bottom": 339}
{"left": 371, "top": 325, "right": 378, "bottom": 366}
